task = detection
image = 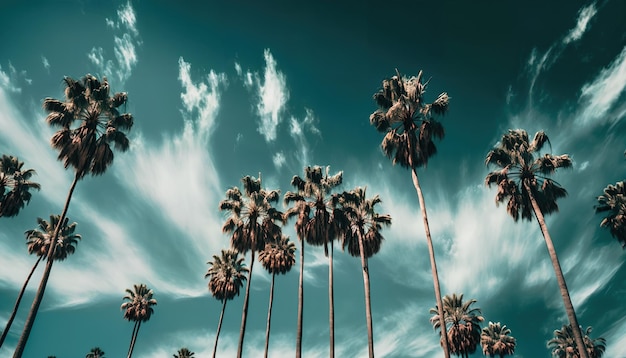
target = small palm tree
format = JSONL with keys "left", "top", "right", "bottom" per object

{"left": 0, "top": 215, "right": 80, "bottom": 348}
{"left": 481, "top": 322, "right": 516, "bottom": 357}
{"left": 206, "top": 249, "right": 248, "bottom": 358}
{"left": 340, "top": 187, "right": 391, "bottom": 358}
{"left": 86, "top": 347, "right": 106, "bottom": 358}
{"left": 121, "top": 283, "right": 157, "bottom": 358}
{"left": 548, "top": 324, "right": 606, "bottom": 358}
{"left": 430, "top": 293, "right": 484, "bottom": 358}
{"left": 595, "top": 180, "right": 626, "bottom": 248}
{"left": 259, "top": 235, "right": 296, "bottom": 358}
{"left": 0, "top": 154, "right": 40, "bottom": 218}
{"left": 173, "top": 347, "right": 195, "bottom": 358}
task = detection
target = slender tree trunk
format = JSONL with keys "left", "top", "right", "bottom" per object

{"left": 296, "top": 236, "right": 304, "bottom": 358}
{"left": 411, "top": 168, "right": 450, "bottom": 358}
{"left": 127, "top": 321, "right": 138, "bottom": 358}
{"left": 525, "top": 182, "right": 589, "bottom": 358}
{"left": 128, "top": 320, "right": 141, "bottom": 358}
{"left": 0, "top": 257, "right": 42, "bottom": 348}
{"left": 213, "top": 299, "right": 227, "bottom": 358}
{"left": 329, "top": 239, "right": 335, "bottom": 358}
{"left": 236, "top": 251, "right": 255, "bottom": 358}
{"left": 13, "top": 173, "right": 79, "bottom": 357}
{"left": 264, "top": 273, "right": 275, "bottom": 358}
{"left": 357, "top": 229, "right": 375, "bottom": 358}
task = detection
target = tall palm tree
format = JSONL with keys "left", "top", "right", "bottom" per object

{"left": 340, "top": 187, "right": 391, "bottom": 358}
{"left": 369, "top": 69, "right": 451, "bottom": 357}
{"left": 86, "top": 347, "right": 106, "bottom": 358}
{"left": 259, "top": 235, "right": 296, "bottom": 358}
{"left": 430, "top": 293, "right": 483, "bottom": 358}
{"left": 0, "top": 215, "right": 81, "bottom": 348}
{"left": 485, "top": 129, "right": 587, "bottom": 357}
{"left": 173, "top": 348, "right": 195, "bottom": 358}
{"left": 219, "top": 174, "right": 283, "bottom": 358}
{"left": 284, "top": 165, "right": 344, "bottom": 357}
{"left": 595, "top": 180, "right": 626, "bottom": 248}
{"left": 0, "top": 154, "right": 40, "bottom": 218}
{"left": 548, "top": 325, "right": 606, "bottom": 358}
{"left": 14, "top": 74, "right": 133, "bottom": 357}
{"left": 206, "top": 249, "right": 248, "bottom": 358}
{"left": 121, "top": 283, "right": 157, "bottom": 358}
{"left": 481, "top": 321, "right": 516, "bottom": 358}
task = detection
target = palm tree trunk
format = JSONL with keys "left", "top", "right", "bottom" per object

{"left": 264, "top": 273, "right": 275, "bottom": 358}
{"left": 128, "top": 320, "right": 141, "bottom": 358}
{"left": 296, "top": 236, "right": 304, "bottom": 358}
{"left": 329, "top": 239, "right": 335, "bottom": 358}
{"left": 213, "top": 299, "right": 227, "bottom": 358}
{"left": 127, "top": 321, "right": 138, "bottom": 358}
{"left": 13, "top": 173, "right": 79, "bottom": 357}
{"left": 525, "top": 182, "right": 589, "bottom": 358}
{"left": 236, "top": 250, "right": 255, "bottom": 358}
{"left": 411, "top": 168, "right": 450, "bottom": 358}
{"left": 357, "top": 229, "right": 375, "bottom": 358}
{"left": 0, "top": 257, "right": 42, "bottom": 348}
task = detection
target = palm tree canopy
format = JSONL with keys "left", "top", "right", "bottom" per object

{"left": 121, "top": 283, "right": 157, "bottom": 323}
{"left": 173, "top": 347, "right": 195, "bottom": 358}
{"left": 0, "top": 154, "right": 41, "bottom": 217}
{"left": 481, "top": 321, "right": 516, "bottom": 357}
{"left": 369, "top": 69, "right": 449, "bottom": 169}
{"left": 548, "top": 324, "right": 606, "bottom": 358}
{"left": 85, "top": 347, "right": 105, "bottom": 358}
{"left": 25, "top": 214, "right": 81, "bottom": 261}
{"left": 259, "top": 235, "right": 296, "bottom": 275}
{"left": 595, "top": 180, "right": 626, "bottom": 248}
{"left": 43, "top": 74, "right": 134, "bottom": 178}
{"left": 430, "top": 293, "right": 484, "bottom": 356}
{"left": 206, "top": 249, "right": 249, "bottom": 301}
{"left": 485, "top": 129, "right": 572, "bottom": 222}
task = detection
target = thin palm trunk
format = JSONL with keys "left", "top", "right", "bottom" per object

{"left": 525, "top": 182, "right": 588, "bottom": 358}
{"left": 127, "top": 321, "right": 138, "bottom": 358}
{"left": 296, "top": 237, "right": 304, "bottom": 358}
{"left": 357, "top": 229, "right": 374, "bottom": 358}
{"left": 128, "top": 320, "right": 141, "bottom": 358}
{"left": 412, "top": 168, "right": 450, "bottom": 358}
{"left": 0, "top": 257, "right": 42, "bottom": 348}
{"left": 264, "top": 273, "right": 275, "bottom": 358}
{"left": 236, "top": 251, "right": 255, "bottom": 358}
{"left": 213, "top": 299, "right": 227, "bottom": 358}
{"left": 329, "top": 240, "right": 335, "bottom": 358}
{"left": 13, "top": 173, "right": 79, "bottom": 357}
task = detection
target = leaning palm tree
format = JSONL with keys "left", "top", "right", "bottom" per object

{"left": 430, "top": 293, "right": 484, "bottom": 358}
{"left": 259, "top": 235, "right": 296, "bottom": 358}
{"left": 0, "top": 215, "right": 81, "bottom": 348}
{"left": 86, "top": 347, "right": 106, "bottom": 358}
{"left": 340, "top": 187, "right": 391, "bottom": 358}
{"left": 206, "top": 249, "right": 248, "bottom": 358}
{"left": 219, "top": 174, "right": 283, "bottom": 358}
{"left": 173, "top": 347, "right": 195, "bottom": 358}
{"left": 121, "top": 283, "right": 157, "bottom": 358}
{"left": 481, "top": 321, "right": 516, "bottom": 358}
{"left": 0, "top": 154, "right": 40, "bottom": 218}
{"left": 595, "top": 180, "right": 626, "bottom": 248}
{"left": 485, "top": 129, "right": 587, "bottom": 357}
{"left": 548, "top": 325, "right": 606, "bottom": 358}
{"left": 14, "top": 74, "right": 133, "bottom": 357}
{"left": 369, "top": 69, "right": 451, "bottom": 357}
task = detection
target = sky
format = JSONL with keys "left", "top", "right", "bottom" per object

{"left": 0, "top": 0, "right": 625, "bottom": 357}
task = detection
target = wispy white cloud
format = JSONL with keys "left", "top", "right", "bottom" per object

{"left": 41, "top": 56, "right": 50, "bottom": 72}
{"left": 272, "top": 151, "right": 286, "bottom": 169}
{"left": 234, "top": 61, "right": 242, "bottom": 76}
{"left": 0, "top": 62, "right": 25, "bottom": 93}
{"left": 289, "top": 108, "right": 321, "bottom": 168}
{"left": 563, "top": 3, "right": 597, "bottom": 44}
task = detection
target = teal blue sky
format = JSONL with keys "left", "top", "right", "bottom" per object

{"left": 1, "top": 1, "right": 626, "bottom": 357}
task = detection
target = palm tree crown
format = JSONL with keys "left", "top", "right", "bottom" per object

{"left": 481, "top": 322, "right": 516, "bottom": 357}
{"left": 173, "top": 347, "right": 195, "bottom": 358}
{"left": 0, "top": 154, "right": 40, "bottom": 217}
{"left": 25, "top": 215, "right": 81, "bottom": 260}
{"left": 121, "top": 283, "right": 157, "bottom": 323}
{"left": 430, "top": 293, "right": 484, "bottom": 357}
{"left": 259, "top": 235, "right": 296, "bottom": 275}
{"left": 86, "top": 347, "right": 105, "bottom": 358}
{"left": 206, "top": 249, "right": 248, "bottom": 301}
{"left": 548, "top": 325, "right": 606, "bottom": 358}
{"left": 595, "top": 180, "right": 626, "bottom": 248}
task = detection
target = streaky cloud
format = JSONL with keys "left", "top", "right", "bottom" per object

{"left": 563, "top": 3, "right": 597, "bottom": 45}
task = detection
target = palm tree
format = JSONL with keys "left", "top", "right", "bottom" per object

{"left": 485, "top": 129, "right": 587, "bottom": 357}
{"left": 206, "top": 249, "right": 248, "bottom": 358}
{"left": 369, "top": 69, "right": 451, "bottom": 357}
{"left": 595, "top": 180, "right": 626, "bottom": 248}
{"left": 340, "top": 187, "right": 391, "bottom": 358}
{"left": 430, "top": 293, "right": 483, "bottom": 358}
{"left": 0, "top": 215, "right": 81, "bottom": 348}
{"left": 548, "top": 325, "right": 606, "bottom": 358}
{"left": 481, "top": 321, "right": 516, "bottom": 358}
{"left": 0, "top": 154, "right": 40, "bottom": 218}
{"left": 259, "top": 235, "right": 296, "bottom": 358}
{"left": 14, "top": 74, "right": 133, "bottom": 357}
{"left": 121, "top": 283, "right": 157, "bottom": 358}
{"left": 173, "top": 347, "right": 195, "bottom": 358}
{"left": 219, "top": 174, "right": 283, "bottom": 358}
{"left": 86, "top": 347, "right": 106, "bottom": 358}
{"left": 284, "top": 165, "right": 344, "bottom": 357}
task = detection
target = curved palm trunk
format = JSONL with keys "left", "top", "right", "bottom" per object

{"left": 0, "top": 257, "right": 42, "bottom": 348}
{"left": 329, "top": 240, "right": 335, "bottom": 358}
{"left": 212, "top": 299, "right": 227, "bottom": 358}
{"left": 13, "top": 171, "right": 79, "bottom": 358}
{"left": 127, "top": 321, "right": 138, "bottom": 358}
{"left": 236, "top": 251, "right": 255, "bottom": 358}
{"left": 128, "top": 320, "right": 142, "bottom": 358}
{"left": 357, "top": 229, "right": 375, "bottom": 358}
{"left": 525, "top": 182, "right": 588, "bottom": 358}
{"left": 296, "top": 237, "right": 304, "bottom": 358}
{"left": 411, "top": 168, "right": 450, "bottom": 358}
{"left": 263, "top": 273, "right": 276, "bottom": 358}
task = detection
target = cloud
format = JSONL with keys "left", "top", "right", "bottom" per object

{"left": 289, "top": 108, "right": 320, "bottom": 168}
{"left": 41, "top": 56, "right": 50, "bottom": 72}
{"left": 234, "top": 61, "right": 242, "bottom": 76}
{"left": 0, "top": 62, "right": 23, "bottom": 93}
{"left": 563, "top": 3, "right": 597, "bottom": 45}
{"left": 272, "top": 152, "right": 286, "bottom": 169}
